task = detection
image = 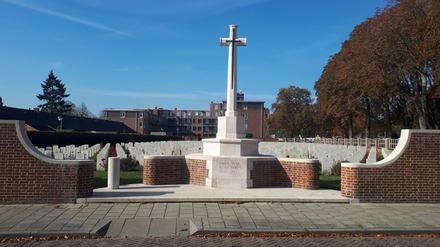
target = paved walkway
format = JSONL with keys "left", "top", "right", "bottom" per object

{"left": 79, "top": 184, "right": 349, "bottom": 203}
{"left": 1, "top": 203, "right": 439, "bottom": 238}
{"left": 2, "top": 236, "right": 440, "bottom": 247}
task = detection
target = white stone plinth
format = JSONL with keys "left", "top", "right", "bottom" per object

{"left": 108, "top": 157, "right": 120, "bottom": 189}
{"left": 186, "top": 154, "right": 277, "bottom": 189}
{"left": 216, "top": 115, "right": 246, "bottom": 139}
{"left": 202, "top": 138, "right": 259, "bottom": 156}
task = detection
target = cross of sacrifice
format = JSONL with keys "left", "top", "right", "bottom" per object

{"left": 220, "top": 24, "right": 247, "bottom": 117}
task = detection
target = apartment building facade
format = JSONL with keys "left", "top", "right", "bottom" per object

{"left": 102, "top": 92, "right": 270, "bottom": 139}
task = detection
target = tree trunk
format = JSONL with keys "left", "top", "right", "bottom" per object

{"left": 364, "top": 98, "right": 371, "bottom": 138}
{"left": 385, "top": 105, "right": 392, "bottom": 137}
{"left": 415, "top": 69, "right": 432, "bottom": 129}
{"left": 348, "top": 113, "right": 353, "bottom": 139}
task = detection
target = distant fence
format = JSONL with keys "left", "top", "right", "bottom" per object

{"left": 281, "top": 137, "right": 400, "bottom": 150}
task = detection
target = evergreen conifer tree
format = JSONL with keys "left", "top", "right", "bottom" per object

{"left": 37, "top": 70, "right": 73, "bottom": 114}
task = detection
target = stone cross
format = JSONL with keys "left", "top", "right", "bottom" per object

{"left": 220, "top": 24, "right": 246, "bottom": 117}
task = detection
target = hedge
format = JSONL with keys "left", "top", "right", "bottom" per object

{"left": 28, "top": 131, "right": 182, "bottom": 147}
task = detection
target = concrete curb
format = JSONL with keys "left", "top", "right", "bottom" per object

{"left": 0, "top": 231, "right": 98, "bottom": 238}
{"left": 190, "top": 226, "right": 440, "bottom": 236}
{"left": 77, "top": 198, "right": 352, "bottom": 203}
{"left": 0, "top": 221, "right": 111, "bottom": 238}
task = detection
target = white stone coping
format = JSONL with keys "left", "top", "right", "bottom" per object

{"left": 277, "top": 158, "right": 320, "bottom": 164}
{"left": 342, "top": 129, "right": 440, "bottom": 168}
{"left": 144, "top": 155, "right": 186, "bottom": 159}
{"left": 145, "top": 154, "right": 319, "bottom": 164}
{"left": 201, "top": 138, "right": 259, "bottom": 144}
{"left": 0, "top": 120, "right": 93, "bottom": 165}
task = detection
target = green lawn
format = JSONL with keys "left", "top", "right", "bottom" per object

{"left": 319, "top": 175, "right": 341, "bottom": 190}
{"left": 94, "top": 171, "right": 143, "bottom": 189}
{"left": 94, "top": 172, "right": 341, "bottom": 190}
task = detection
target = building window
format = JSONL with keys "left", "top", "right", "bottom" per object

{"left": 193, "top": 126, "right": 196, "bottom": 131}
{"left": 243, "top": 113, "right": 248, "bottom": 120}
{"left": 139, "top": 122, "right": 143, "bottom": 128}
{"left": 198, "top": 119, "right": 201, "bottom": 124}
{"left": 193, "top": 119, "right": 196, "bottom": 124}
{"left": 177, "top": 111, "right": 181, "bottom": 117}
{"left": 188, "top": 112, "right": 191, "bottom": 116}
{"left": 195, "top": 112, "right": 199, "bottom": 116}
{"left": 265, "top": 113, "right": 269, "bottom": 118}
{"left": 215, "top": 112, "right": 218, "bottom": 117}
{"left": 206, "top": 112, "right": 210, "bottom": 117}
{"left": 200, "top": 112, "right": 204, "bottom": 117}
{"left": 120, "top": 112, "right": 125, "bottom": 118}
{"left": 139, "top": 112, "right": 143, "bottom": 118}
{"left": 214, "top": 105, "right": 218, "bottom": 110}
{"left": 198, "top": 127, "right": 201, "bottom": 131}
{"left": 245, "top": 123, "right": 248, "bottom": 130}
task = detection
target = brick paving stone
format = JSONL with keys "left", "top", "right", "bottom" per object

{"left": 1, "top": 202, "right": 440, "bottom": 238}
{"left": 148, "top": 219, "right": 176, "bottom": 237}
{"left": 119, "top": 219, "right": 150, "bottom": 238}
{"left": 176, "top": 219, "right": 190, "bottom": 236}
{"left": 105, "top": 219, "right": 125, "bottom": 237}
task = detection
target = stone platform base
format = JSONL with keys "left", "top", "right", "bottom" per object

{"left": 143, "top": 155, "right": 320, "bottom": 190}
{"left": 202, "top": 138, "right": 259, "bottom": 157}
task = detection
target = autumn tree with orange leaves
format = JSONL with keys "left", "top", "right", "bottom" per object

{"left": 313, "top": 0, "right": 440, "bottom": 137}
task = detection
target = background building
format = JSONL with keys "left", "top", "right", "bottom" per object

{"left": 0, "top": 106, "right": 134, "bottom": 133}
{"left": 102, "top": 92, "right": 270, "bottom": 139}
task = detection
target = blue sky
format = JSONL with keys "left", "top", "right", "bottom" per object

{"left": 0, "top": 0, "right": 387, "bottom": 115}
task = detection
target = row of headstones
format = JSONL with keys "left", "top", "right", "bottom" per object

{"left": 121, "top": 141, "right": 202, "bottom": 167}
{"left": 366, "top": 147, "right": 392, "bottom": 163}
{"left": 115, "top": 143, "right": 127, "bottom": 159}
{"left": 96, "top": 143, "right": 111, "bottom": 171}
{"left": 37, "top": 144, "right": 101, "bottom": 160}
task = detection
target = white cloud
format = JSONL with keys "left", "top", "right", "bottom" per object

{"left": 2, "top": 0, "right": 128, "bottom": 36}
{"left": 73, "top": 0, "right": 272, "bottom": 18}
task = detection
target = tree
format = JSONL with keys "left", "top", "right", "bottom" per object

{"left": 71, "top": 102, "right": 93, "bottom": 118}
{"left": 314, "top": 0, "right": 440, "bottom": 137}
{"left": 37, "top": 70, "right": 73, "bottom": 114}
{"left": 0, "top": 97, "right": 3, "bottom": 107}
{"left": 267, "top": 86, "right": 314, "bottom": 137}
{"left": 372, "top": 0, "right": 440, "bottom": 129}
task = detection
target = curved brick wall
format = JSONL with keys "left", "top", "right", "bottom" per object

{"left": 341, "top": 130, "right": 440, "bottom": 202}
{"left": 143, "top": 156, "right": 207, "bottom": 185}
{"left": 144, "top": 155, "right": 318, "bottom": 189}
{"left": 0, "top": 120, "right": 94, "bottom": 204}
{"left": 251, "top": 158, "right": 319, "bottom": 189}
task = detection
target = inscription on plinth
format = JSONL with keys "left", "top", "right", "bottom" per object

{"left": 210, "top": 157, "right": 250, "bottom": 188}
{"left": 217, "top": 159, "right": 242, "bottom": 176}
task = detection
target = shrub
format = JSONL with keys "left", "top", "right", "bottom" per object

{"left": 120, "top": 158, "right": 140, "bottom": 171}
{"left": 330, "top": 161, "right": 347, "bottom": 176}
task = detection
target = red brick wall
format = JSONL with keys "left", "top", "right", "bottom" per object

{"left": 341, "top": 131, "right": 440, "bottom": 202}
{"left": 251, "top": 159, "right": 319, "bottom": 190}
{"left": 0, "top": 121, "right": 94, "bottom": 204}
{"left": 143, "top": 156, "right": 188, "bottom": 185}
{"left": 187, "top": 159, "right": 208, "bottom": 186}
{"left": 143, "top": 157, "right": 208, "bottom": 185}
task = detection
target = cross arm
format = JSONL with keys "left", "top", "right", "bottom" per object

{"left": 220, "top": 38, "right": 247, "bottom": 46}
{"left": 220, "top": 38, "right": 230, "bottom": 46}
